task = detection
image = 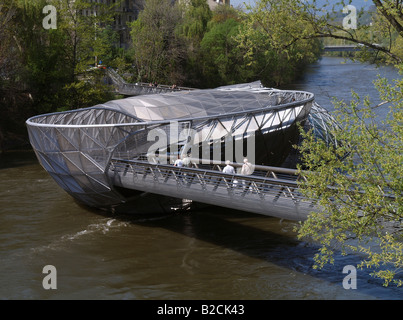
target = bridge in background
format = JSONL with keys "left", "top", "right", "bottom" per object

{"left": 323, "top": 45, "right": 361, "bottom": 52}
{"left": 106, "top": 69, "right": 195, "bottom": 96}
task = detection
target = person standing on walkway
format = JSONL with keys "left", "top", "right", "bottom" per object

{"left": 174, "top": 155, "right": 183, "bottom": 167}
{"left": 223, "top": 160, "right": 235, "bottom": 174}
{"left": 240, "top": 158, "right": 253, "bottom": 175}
{"left": 240, "top": 158, "right": 253, "bottom": 193}
{"left": 182, "top": 154, "right": 192, "bottom": 168}
{"left": 223, "top": 160, "right": 237, "bottom": 189}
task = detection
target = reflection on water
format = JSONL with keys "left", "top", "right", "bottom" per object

{"left": 1, "top": 58, "right": 402, "bottom": 300}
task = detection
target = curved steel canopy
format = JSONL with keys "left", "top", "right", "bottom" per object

{"left": 26, "top": 81, "right": 336, "bottom": 218}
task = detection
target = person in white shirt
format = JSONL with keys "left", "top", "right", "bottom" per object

{"left": 174, "top": 156, "right": 183, "bottom": 167}
{"left": 222, "top": 160, "right": 235, "bottom": 174}
{"left": 182, "top": 154, "right": 191, "bottom": 167}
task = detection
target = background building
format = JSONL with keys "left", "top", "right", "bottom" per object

{"left": 80, "top": 0, "right": 144, "bottom": 49}
{"left": 112, "top": 0, "right": 145, "bottom": 48}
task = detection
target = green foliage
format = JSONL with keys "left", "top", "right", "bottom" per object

{"left": 0, "top": 0, "right": 123, "bottom": 149}
{"left": 128, "top": 0, "right": 322, "bottom": 87}
{"left": 176, "top": 0, "right": 213, "bottom": 87}
{"left": 129, "top": 0, "right": 186, "bottom": 85}
{"left": 51, "top": 0, "right": 119, "bottom": 74}
{"left": 179, "top": 0, "right": 212, "bottom": 43}
{"left": 235, "top": 0, "right": 322, "bottom": 86}
{"left": 200, "top": 18, "right": 252, "bottom": 87}
{"left": 306, "top": 0, "right": 402, "bottom": 64}
{"left": 0, "top": 0, "right": 70, "bottom": 139}
{"left": 238, "top": 0, "right": 402, "bottom": 65}
{"left": 61, "top": 70, "right": 115, "bottom": 111}
{"left": 238, "top": 0, "right": 403, "bottom": 287}
{"left": 93, "top": 26, "right": 120, "bottom": 66}
{"left": 296, "top": 70, "right": 403, "bottom": 286}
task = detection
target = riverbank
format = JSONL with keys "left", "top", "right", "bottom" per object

{"left": 0, "top": 131, "right": 32, "bottom": 153}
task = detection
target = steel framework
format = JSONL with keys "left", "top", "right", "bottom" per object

{"left": 26, "top": 81, "right": 337, "bottom": 218}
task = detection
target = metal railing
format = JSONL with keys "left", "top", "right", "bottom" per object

{"left": 134, "top": 154, "right": 302, "bottom": 180}
{"left": 109, "top": 159, "right": 305, "bottom": 200}
{"left": 108, "top": 158, "right": 318, "bottom": 220}
{"left": 106, "top": 69, "right": 195, "bottom": 95}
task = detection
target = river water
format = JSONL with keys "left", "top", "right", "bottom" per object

{"left": 0, "top": 57, "right": 401, "bottom": 300}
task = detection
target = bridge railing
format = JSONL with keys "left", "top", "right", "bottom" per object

{"left": 109, "top": 158, "right": 314, "bottom": 206}
{"left": 135, "top": 82, "right": 196, "bottom": 91}
{"left": 106, "top": 69, "right": 195, "bottom": 95}
{"left": 134, "top": 154, "right": 302, "bottom": 181}
{"left": 109, "top": 156, "right": 398, "bottom": 220}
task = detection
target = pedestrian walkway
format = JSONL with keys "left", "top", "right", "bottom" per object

{"left": 108, "top": 158, "right": 317, "bottom": 221}
{"left": 106, "top": 69, "right": 195, "bottom": 96}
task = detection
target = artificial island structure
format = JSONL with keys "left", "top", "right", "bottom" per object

{"left": 26, "top": 80, "right": 337, "bottom": 220}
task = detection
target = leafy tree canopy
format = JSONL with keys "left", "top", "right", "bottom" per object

{"left": 297, "top": 71, "right": 403, "bottom": 287}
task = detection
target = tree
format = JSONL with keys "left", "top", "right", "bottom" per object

{"left": 0, "top": 0, "right": 27, "bottom": 150}
{"left": 287, "top": 0, "right": 403, "bottom": 287}
{"left": 0, "top": 0, "right": 71, "bottom": 147}
{"left": 236, "top": 0, "right": 322, "bottom": 86}
{"left": 0, "top": 0, "right": 120, "bottom": 149}
{"left": 34, "top": 0, "right": 118, "bottom": 110}
{"left": 200, "top": 17, "right": 252, "bottom": 87}
{"left": 177, "top": 0, "right": 212, "bottom": 87}
{"left": 297, "top": 72, "right": 403, "bottom": 287}
{"left": 275, "top": 0, "right": 402, "bottom": 64}
{"left": 316, "top": 0, "right": 402, "bottom": 64}
{"left": 238, "top": 0, "right": 402, "bottom": 66}
{"left": 49, "top": 0, "right": 119, "bottom": 76}
{"left": 93, "top": 25, "right": 120, "bottom": 67}
{"left": 179, "top": 0, "right": 212, "bottom": 46}
{"left": 242, "top": 0, "right": 403, "bottom": 286}
{"left": 0, "top": 1, "right": 19, "bottom": 83}
{"left": 14, "top": 0, "right": 73, "bottom": 114}
{"left": 129, "top": 0, "right": 186, "bottom": 85}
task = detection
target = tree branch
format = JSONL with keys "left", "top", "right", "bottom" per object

{"left": 372, "top": 0, "right": 403, "bottom": 37}
{"left": 311, "top": 32, "right": 402, "bottom": 63}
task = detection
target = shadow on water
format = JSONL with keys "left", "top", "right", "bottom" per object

{"left": 100, "top": 205, "right": 402, "bottom": 300}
